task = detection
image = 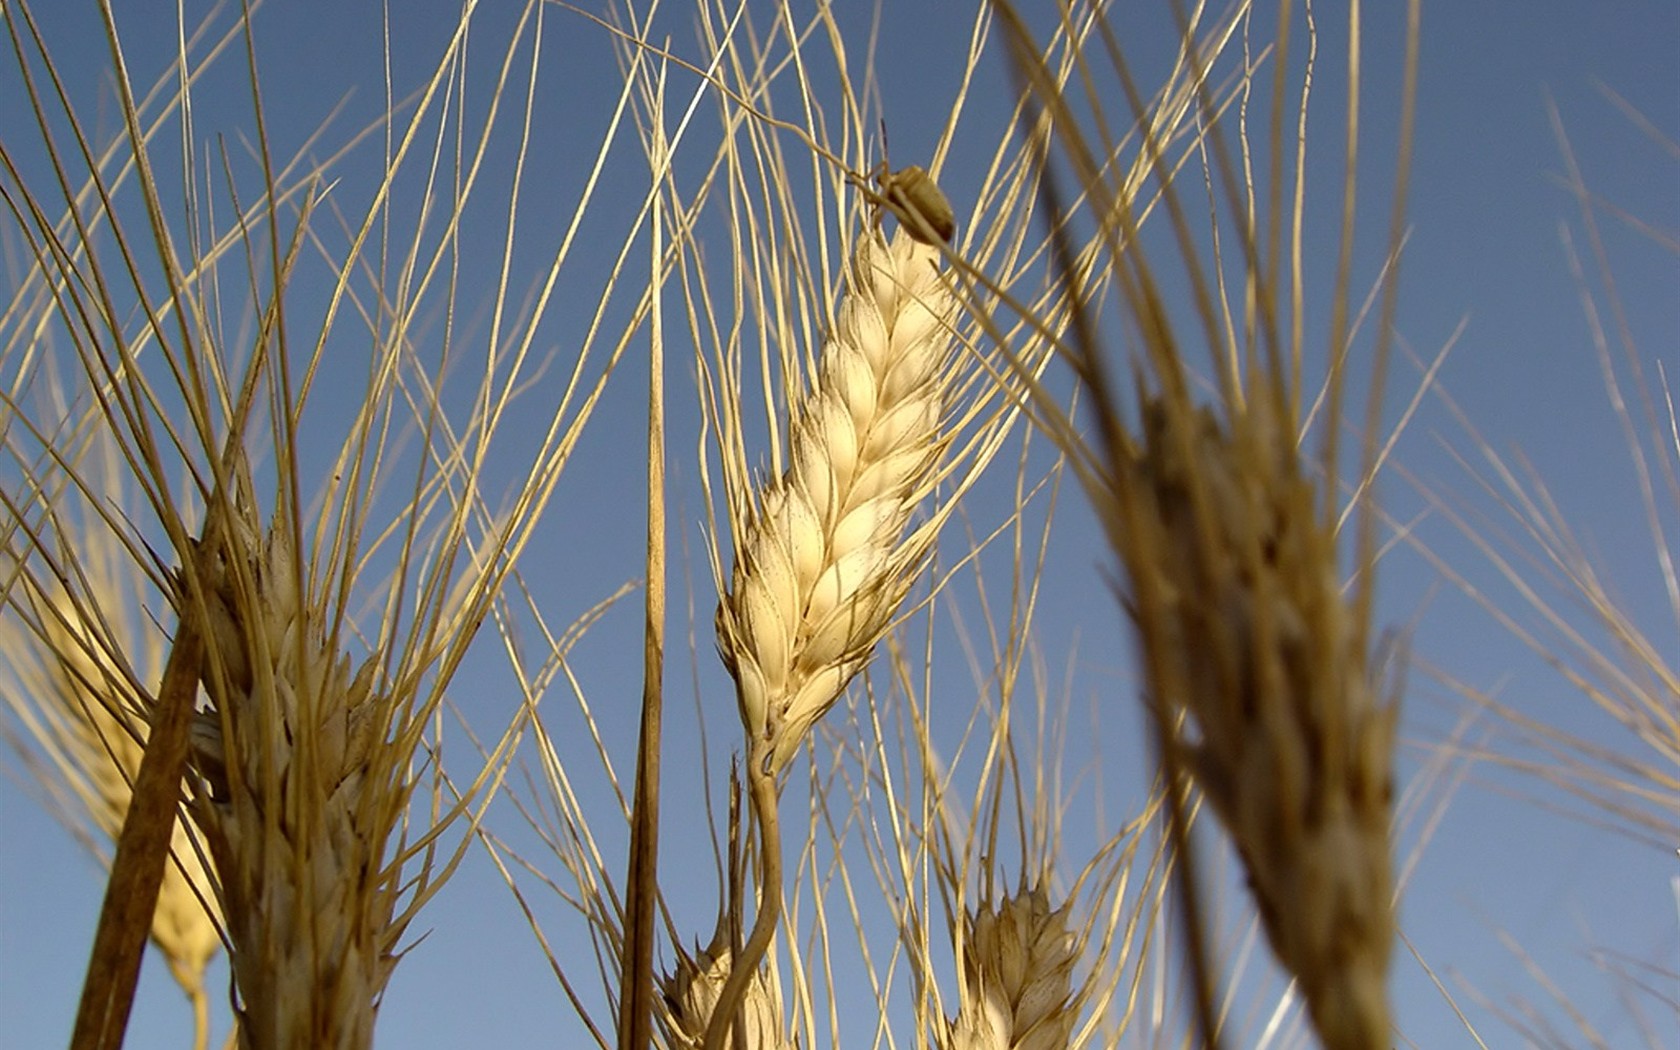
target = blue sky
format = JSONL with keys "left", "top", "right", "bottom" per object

{"left": 3, "top": 1, "right": 1679, "bottom": 1047}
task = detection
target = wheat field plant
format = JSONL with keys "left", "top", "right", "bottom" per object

{"left": 962, "top": 2, "right": 1421, "bottom": 1046}
{"left": 514, "top": 3, "right": 1267, "bottom": 1047}
{"left": 2, "top": 0, "right": 1677, "bottom": 1048}
{"left": 1, "top": 0, "right": 666, "bottom": 1046}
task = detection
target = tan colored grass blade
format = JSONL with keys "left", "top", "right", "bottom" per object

{"left": 618, "top": 31, "right": 672, "bottom": 1050}
{"left": 68, "top": 599, "right": 206, "bottom": 1050}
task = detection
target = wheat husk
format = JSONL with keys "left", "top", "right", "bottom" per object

{"left": 183, "top": 516, "right": 390, "bottom": 1050}
{"left": 661, "top": 934, "right": 794, "bottom": 1050}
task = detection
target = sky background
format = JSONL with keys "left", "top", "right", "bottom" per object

{"left": 3, "top": 1, "right": 1679, "bottom": 1047}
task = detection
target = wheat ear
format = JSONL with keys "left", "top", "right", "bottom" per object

{"left": 662, "top": 930, "right": 795, "bottom": 1050}
{"left": 946, "top": 886, "right": 1078, "bottom": 1050}
{"left": 716, "top": 229, "right": 956, "bottom": 777}
{"left": 701, "top": 228, "right": 956, "bottom": 1050}
{"left": 1130, "top": 390, "right": 1398, "bottom": 1050}
{"left": 184, "top": 516, "right": 389, "bottom": 1050}
{"left": 0, "top": 582, "right": 221, "bottom": 1041}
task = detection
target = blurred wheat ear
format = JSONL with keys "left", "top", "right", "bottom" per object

{"left": 0, "top": 407, "right": 221, "bottom": 1050}
{"left": 982, "top": 0, "right": 1422, "bottom": 1046}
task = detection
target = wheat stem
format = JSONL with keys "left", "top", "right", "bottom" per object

{"left": 701, "top": 759, "right": 783, "bottom": 1050}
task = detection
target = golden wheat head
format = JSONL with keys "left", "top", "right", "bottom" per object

{"left": 716, "top": 230, "right": 956, "bottom": 775}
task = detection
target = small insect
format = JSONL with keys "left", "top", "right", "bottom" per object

{"left": 873, "top": 162, "right": 954, "bottom": 245}
{"left": 864, "top": 160, "right": 956, "bottom": 246}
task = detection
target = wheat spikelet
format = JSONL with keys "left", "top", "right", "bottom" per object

{"left": 945, "top": 886, "right": 1077, "bottom": 1050}
{"left": 660, "top": 934, "right": 794, "bottom": 1050}
{"left": 716, "top": 229, "right": 956, "bottom": 775}
{"left": 184, "top": 515, "right": 389, "bottom": 1050}
{"left": 1130, "top": 389, "right": 1397, "bottom": 1050}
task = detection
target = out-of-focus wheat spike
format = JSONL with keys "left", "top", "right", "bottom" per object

{"left": 0, "top": 580, "right": 222, "bottom": 1030}
{"left": 946, "top": 886, "right": 1078, "bottom": 1050}
{"left": 986, "top": 0, "right": 1415, "bottom": 1043}
{"left": 43, "top": 595, "right": 223, "bottom": 993}
{"left": 1130, "top": 388, "right": 1398, "bottom": 1050}
{"left": 716, "top": 230, "right": 956, "bottom": 776}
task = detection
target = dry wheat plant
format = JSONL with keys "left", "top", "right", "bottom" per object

{"left": 956, "top": 1, "right": 1423, "bottom": 1047}
{"left": 4, "top": 0, "right": 1665, "bottom": 1048}
{"left": 480, "top": 1, "right": 1434, "bottom": 1049}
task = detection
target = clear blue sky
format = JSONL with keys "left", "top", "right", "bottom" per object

{"left": 3, "top": 1, "right": 1678, "bottom": 1047}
